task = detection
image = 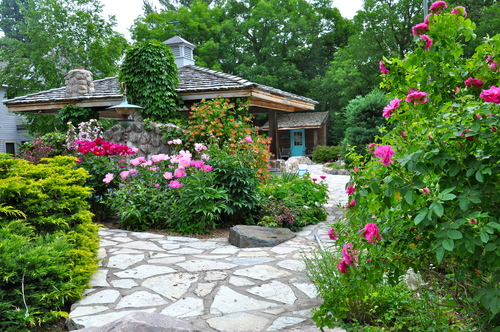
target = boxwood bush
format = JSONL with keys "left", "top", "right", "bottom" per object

{"left": 0, "top": 154, "right": 100, "bottom": 331}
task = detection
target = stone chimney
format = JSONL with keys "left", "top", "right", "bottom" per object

{"left": 163, "top": 36, "right": 196, "bottom": 68}
{"left": 65, "top": 68, "right": 95, "bottom": 96}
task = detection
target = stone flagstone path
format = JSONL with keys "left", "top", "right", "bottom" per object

{"left": 68, "top": 164, "right": 350, "bottom": 331}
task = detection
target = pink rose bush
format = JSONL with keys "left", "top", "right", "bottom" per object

{"left": 374, "top": 145, "right": 395, "bottom": 165}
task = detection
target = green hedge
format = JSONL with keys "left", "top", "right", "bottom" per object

{"left": 0, "top": 154, "right": 100, "bottom": 331}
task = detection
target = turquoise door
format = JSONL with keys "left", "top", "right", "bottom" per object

{"left": 290, "top": 129, "right": 305, "bottom": 156}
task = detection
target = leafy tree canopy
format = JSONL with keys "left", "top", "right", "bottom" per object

{"left": 0, "top": 0, "right": 128, "bottom": 98}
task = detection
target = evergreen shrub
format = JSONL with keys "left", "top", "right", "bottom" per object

{"left": 311, "top": 145, "right": 342, "bottom": 163}
{"left": 0, "top": 155, "right": 99, "bottom": 330}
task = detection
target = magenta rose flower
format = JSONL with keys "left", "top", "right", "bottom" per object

{"left": 328, "top": 228, "right": 339, "bottom": 241}
{"left": 346, "top": 185, "right": 355, "bottom": 195}
{"left": 429, "top": 1, "right": 447, "bottom": 13}
{"left": 464, "top": 77, "right": 484, "bottom": 89}
{"left": 374, "top": 145, "right": 395, "bottom": 165}
{"left": 406, "top": 88, "right": 428, "bottom": 104}
{"left": 382, "top": 98, "right": 402, "bottom": 118}
{"left": 412, "top": 22, "right": 429, "bottom": 36}
{"left": 420, "top": 34, "right": 433, "bottom": 50}
{"left": 360, "top": 223, "right": 381, "bottom": 244}
{"left": 451, "top": 6, "right": 467, "bottom": 18}
{"left": 480, "top": 86, "right": 500, "bottom": 104}
{"left": 379, "top": 60, "right": 389, "bottom": 74}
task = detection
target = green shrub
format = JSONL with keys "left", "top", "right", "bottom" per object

{"left": 259, "top": 172, "right": 329, "bottom": 231}
{"left": 312, "top": 145, "right": 342, "bottom": 163}
{"left": 0, "top": 155, "right": 99, "bottom": 330}
{"left": 317, "top": 6, "right": 500, "bottom": 331}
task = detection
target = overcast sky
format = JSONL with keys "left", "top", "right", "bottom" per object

{"left": 102, "top": 0, "right": 364, "bottom": 41}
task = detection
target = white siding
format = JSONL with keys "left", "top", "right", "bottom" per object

{"left": 0, "top": 87, "right": 32, "bottom": 154}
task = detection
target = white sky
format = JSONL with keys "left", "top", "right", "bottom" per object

{"left": 102, "top": 0, "right": 364, "bottom": 41}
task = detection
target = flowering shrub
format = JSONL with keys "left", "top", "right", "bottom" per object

{"left": 259, "top": 172, "right": 329, "bottom": 231}
{"left": 307, "top": 3, "right": 500, "bottom": 330}
{"left": 184, "top": 98, "right": 272, "bottom": 180}
{"left": 102, "top": 143, "right": 231, "bottom": 233}
{"left": 17, "top": 137, "right": 55, "bottom": 164}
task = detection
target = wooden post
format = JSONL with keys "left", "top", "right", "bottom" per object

{"left": 268, "top": 110, "right": 278, "bottom": 159}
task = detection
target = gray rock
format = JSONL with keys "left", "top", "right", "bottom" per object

{"left": 73, "top": 311, "right": 206, "bottom": 332}
{"left": 228, "top": 225, "right": 296, "bottom": 248}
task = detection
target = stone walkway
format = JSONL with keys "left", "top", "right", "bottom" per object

{"left": 68, "top": 164, "right": 350, "bottom": 331}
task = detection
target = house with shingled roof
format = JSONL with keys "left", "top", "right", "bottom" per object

{"left": 3, "top": 36, "right": 320, "bottom": 158}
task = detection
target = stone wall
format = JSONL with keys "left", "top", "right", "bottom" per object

{"left": 103, "top": 119, "right": 181, "bottom": 157}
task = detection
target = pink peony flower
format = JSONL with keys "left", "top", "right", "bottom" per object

{"left": 382, "top": 98, "right": 402, "bottom": 118}
{"left": 451, "top": 6, "right": 467, "bottom": 18}
{"left": 75, "top": 157, "right": 83, "bottom": 164}
{"left": 379, "top": 60, "right": 389, "bottom": 74}
{"left": 169, "top": 180, "right": 183, "bottom": 189}
{"left": 163, "top": 172, "right": 173, "bottom": 180}
{"left": 154, "top": 183, "right": 160, "bottom": 188}
{"left": 360, "top": 223, "right": 381, "bottom": 244}
{"left": 429, "top": 1, "right": 447, "bottom": 13}
{"left": 244, "top": 136, "right": 253, "bottom": 143}
{"left": 346, "top": 185, "right": 355, "bottom": 195}
{"left": 174, "top": 168, "right": 187, "bottom": 178}
{"left": 201, "top": 165, "right": 213, "bottom": 172}
{"left": 420, "top": 34, "right": 433, "bottom": 50}
{"left": 194, "top": 143, "right": 207, "bottom": 152}
{"left": 120, "top": 171, "right": 130, "bottom": 180}
{"left": 406, "top": 88, "right": 428, "bottom": 104}
{"left": 480, "top": 86, "right": 500, "bottom": 104}
{"left": 103, "top": 173, "right": 114, "bottom": 183}
{"left": 374, "top": 145, "right": 395, "bottom": 165}
{"left": 464, "top": 77, "right": 484, "bottom": 89}
{"left": 412, "top": 22, "right": 429, "bottom": 36}
{"left": 328, "top": 228, "right": 339, "bottom": 241}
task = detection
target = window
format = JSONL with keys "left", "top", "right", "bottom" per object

{"left": 5, "top": 142, "right": 15, "bottom": 154}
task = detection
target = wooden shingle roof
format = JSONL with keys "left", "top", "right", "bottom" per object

{"left": 261, "top": 111, "right": 329, "bottom": 130}
{"left": 4, "top": 65, "right": 317, "bottom": 116}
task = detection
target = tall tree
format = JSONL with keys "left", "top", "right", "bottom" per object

{"left": 0, "top": 0, "right": 128, "bottom": 98}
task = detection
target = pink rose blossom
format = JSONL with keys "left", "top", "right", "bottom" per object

{"left": 424, "top": 14, "right": 431, "bottom": 24}
{"left": 379, "top": 60, "right": 389, "bottom": 74}
{"left": 374, "top": 145, "right": 395, "bottom": 165}
{"left": 420, "top": 34, "right": 433, "bottom": 50}
{"left": 487, "top": 55, "right": 498, "bottom": 70}
{"left": 464, "top": 77, "right": 484, "bottom": 89}
{"left": 312, "top": 178, "right": 317, "bottom": 182}
{"left": 360, "top": 223, "right": 381, "bottom": 244}
{"left": 429, "top": 1, "right": 447, "bottom": 13}
{"left": 423, "top": 187, "right": 430, "bottom": 194}
{"left": 169, "top": 180, "right": 183, "bottom": 188}
{"left": 103, "top": 173, "right": 114, "bottom": 183}
{"left": 154, "top": 183, "right": 160, "bottom": 188}
{"left": 346, "top": 199, "right": 356, "bottom": 209}
{"left": 337, "top": 259, "right": 348, "bottom": 274}
{"left": 471, "top": 218, "right": 477, "bottom": 224}
{"left": 342, "top": 243, "right": 358, "bottom": 266}
{"left": 353, "top": 167, "right": 359, "bottom": 171}
{"left": 320, "top": 175, "right": 326, "bottom": 179}
{"left": 406, "top": 88, "right": 428, "bottom": 104}
{"left": 244, "top": 136, "right": 253, "bottom": 143}
{"left": 382, "top": 98, "right": 402, "bottom": 118}
{"left": 451, "top": 6, "right": 467, "bottom": 18}
{"left": 368, "top": 143, "right": 377, "bottom": 150}
{"left": 328, "top": 228, "right": 339, "bottom": 241}
{"left": 346, "top": 185, "right": 355, "bottom": 195}
{"left": 412, "top": 23, "right": 429, "bottom": 36}
{"left": 401, "top": 132, "right": 407, "bottom": 137}
{"left": 480, "top": 86, "right": 500, "bottom": 103}
{"left": 163, "top": 172, "right": 173, "bottom": 180}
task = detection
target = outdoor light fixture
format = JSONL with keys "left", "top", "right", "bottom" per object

{"left": 107, "top": 82, "right": 143, "bottom": 126}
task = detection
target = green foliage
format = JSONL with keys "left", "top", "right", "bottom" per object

{"left": 57, "top": 105, "right": 99, "bottom": 130}
{"left": 341, "top": 89, "right": 389, "bottom": 158}
{"left": 119, "top": 40, "right": 180, "bottom": 122}
{"left": 311, "top": 145, "right": 342, "bottom": 163}
{"left": 304, "top": 247, "right": 460, "bottom": 331}
{"left": 259, "top": 173, "right": 328, "bottom": 231}
{"left": 314, "top": 6, "right": 500, "bottom": 330}
{"left": 0, "top": 0, "right": 127, "bottom": 98}
{"left": 0, "top": 155, "right": 99, "bottom": 329}
{"left": 207, "top": 145, "right": 263, "bottom": 226}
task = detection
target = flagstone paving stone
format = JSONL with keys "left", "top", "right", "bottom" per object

{"left": 68, "top": 165, "right": 350, "bottom": 331}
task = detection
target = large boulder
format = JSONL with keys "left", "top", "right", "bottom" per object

{"left": 73, "top": 312, "right": 206, "bottom": 332}
{"left": 228, "top": 225, "right": 296, "bottom": 248}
